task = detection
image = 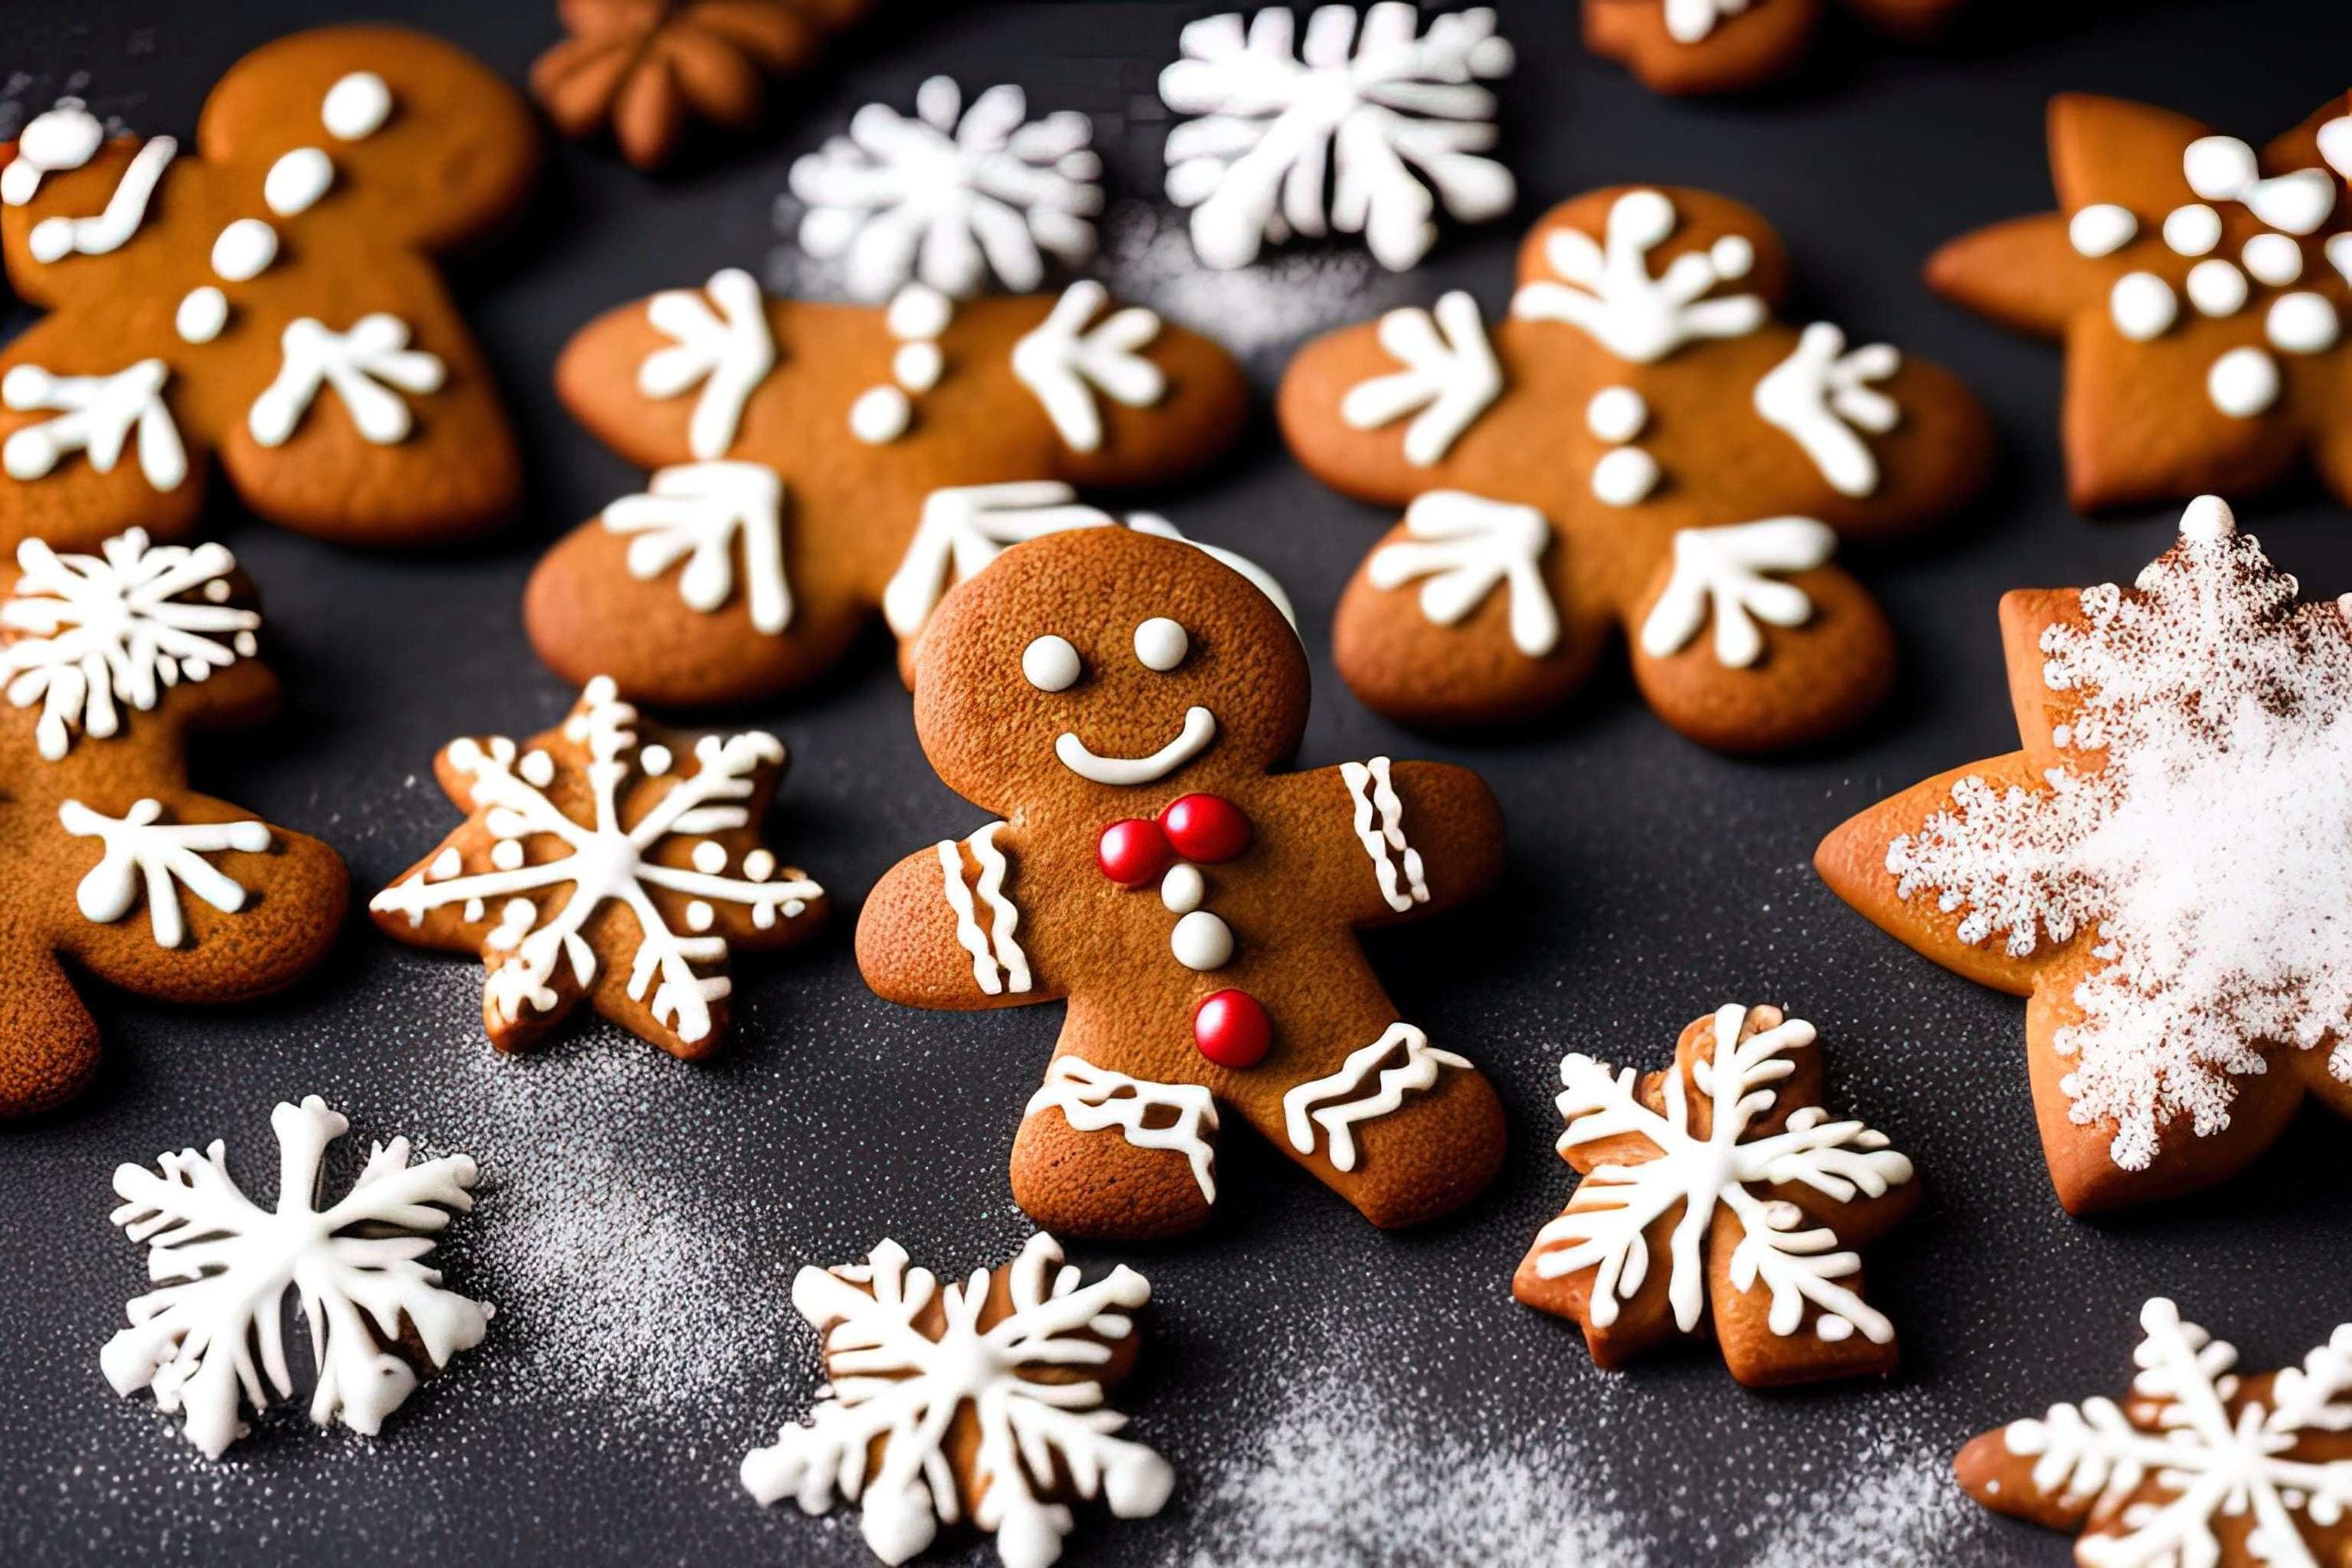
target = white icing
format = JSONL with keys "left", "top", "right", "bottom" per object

{"left": 850, "top": 284, "right": 955, "bottom": 446}
{"left": 885, "top": 481, "right": 1114, "bottom": 639}
{"left": 1028, "top": 1058, "right": 1220, "bottom": 1202}
{"left": 2, "top": 99, "right": 103, "bottom": 207}
{"left": 2182, "top": 134, "right": 2334, "bottom": 234}
{"left": 893, "top": 342, "right": 942, "bottom": 391}
{"left": 1158, "top": 5, "right": 1514, "bottom": 271}
{"left": 1055, "top": 706, "right": 1217, "bottom": 787}
{"left": 1160, "top": 863, "right": 1205, "bottom": 914}
{"left": 1753, "top": 322, "right": 1900, "bottom": 498}
{"left": 2, "top": 530, "right": 258, "bottom": 759}
{"left": 2330, "top": 233, "right": 2352, "bottom": 290}
{"left": 2109, "top": 271, "right": 2178, "bottom": 342}
{"left": 1170, "top": 908, "right": 1233, "bottom": 970}
{"left": 1590, "top": 447, "right": 1659, "bottom": 508}
{"left": 888, "top": 283, "right": 954, "bottom": 340}
{"left": 2242, "top": 231, "right": 2302, "bottom": 286}
{"left": 26, "top": 134, "right": 175, "bottom": 266}
{"left": 848, "top": 385, "right": 910, "bottom": 444}
{"left": 1010, "top": 281, "right": 1163, "bottom": 454}
{"left": 1021, "top": 634, "right": 1081, "bottom": 692}
{"left": 1664, "top": 0, "right": 1750, "bottom": 42}
{"left": 2206, "top": 346, "right": 2279, "bottom": 418}
{"left": 1339, "top": 291, "right": 1502, "bottom": 466}
{"left": 1282, "top": 1022, "right": 1472, "bottom": 1174}
{"left": 2, "top": 358, "right": 185, "bottom": 490}
{"left": 2266, "top": 291, "right": 2339, "bottom": 355}
{"left": 600, "top": 461, "right": 791, "bottom": 634}
{"left": 2322, "top": 115, "right": 2352, "bottom": 181}
{"left": 1366, "top": 490, "right": 1558, "bottom": 658}
{"left": 2066, "top": 203, "right": 2137, "bottom": 258}
{"left": 174, "top": 286, "right": 228, "bottom": 345}
{"left": 248, "top": 314, "right": 445, "bottom": 447}
{"left": 639, "top": 269, "right": 774, "bottom": 462}
{"left": 2162, "top": 202, "right": 2220, "bottom": 258}
{"left": 263, "top": 147, "right": 334, "bottom": 217}
{"left": 1642, "top": 518, "right": 1837, "bottom": 669}
{"left": 2184, "top": 258, "right": 2246, "bottom": 318}
{"left": 210, "top": 217, "right": 278, "bottom": 282}
{"left": 1511, "top": 189, "right": 1766, "bottom": 363}
{"left": 937, "top": 821, "right": 1030, "bottom": 996}
{"left": 1133, "top": 616, "right": 1188, "bottom": 672}
{"left": 322, "top": 72, "right": 393, "bottom": 141}
{"left": 60, "top": 798, "right": 268, "bottom": 946}
{"left": 1585, "top": 386, "right": 1647, "bottom": 444}
{"left": 1339, "top": 757, "right": 1428, "bottom": 914}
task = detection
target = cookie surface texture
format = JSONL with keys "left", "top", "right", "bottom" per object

{"left": 1584, "top": 0, "right": 1970, "bottom": 96}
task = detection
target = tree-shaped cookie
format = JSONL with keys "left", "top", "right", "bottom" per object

{"left": 856, "top": 526, "right": 1509, "bottom": 1242}
{"left": 1815, "top": 498, "right": 2352, "bottom": 1214}
{"left": 1278, "top": 186, "right": 1994, "bottom": 750}
{"left": 1513, "top": 1003, "right": 1916, "bottom": 1386}
{"left": 0, "top": 528, "right": 347, "bottom": 1116}
{"left": 370, "top": 677, "right": 826, "bottom": 1059}
{"left": 526, "top": 270, "right": 1251, "bottom": 707}
{"left": 1585, "top": 0, "right": 1970, "bottom": 97}
{"left": 0, "top": 26, "right": 536, "bottom": 550}
{"left": 1929, "top": 92, "right": 2352, "bottom": 512}
{"left": 1957, "top": 1298, "right": 2352, "bottom": 1566}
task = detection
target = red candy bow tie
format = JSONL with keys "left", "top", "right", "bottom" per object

{"left": 1096, "top": 794, "right": 1251, "bottom": 886}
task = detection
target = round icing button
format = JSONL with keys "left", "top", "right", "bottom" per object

{"left": 1161, "top": 793, "right": 1250, "bottom": 863}
{"left": 1022, "top": 634, "right": 1081, "bottom": 692}
{"left": 1170, "top": 910, "right": 1233, "bottom": 971}
{"left": 1193, "top": 988, "right": 1271, "bottom": 1069}
{"left": 1134, "top": 616, "right": 1189, "bottom": 671}
{"left": 1160, "top": 862, "right": 1205, "bottom": 914}
{"left": 1097, "top": 818, "right": 1172, "bottom": 887}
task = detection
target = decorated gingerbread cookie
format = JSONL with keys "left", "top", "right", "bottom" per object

{"left": 1514, "top": 1003, "right": 1916, "bottom": 1385}
{"left": 526, "top": 270, "right": 1254, "bottom": 708}
{"left": 855, "top": 525, "right": 1508, "bottom": 1241}
{"left": 741, "top": 1234, "right": 1170, "bottom": 1568}
{"left": 1279, "top": 186, "right": 1994, "bottom": 750}
{"left": 370, "top": 678, "right": 826, "bottom": 1059}
{"left": 1816, "top": 498, "right": 2352, "bottom": 1213}
{"left": 0, "top": 528, "right": 347, "bottom": 1117}
{"left": 1929, "top": 93, "right": 2352, "bottom": 512}
{"left": 0, "top": 26, "right": 535, "bottom": 551}
{"left": 1585, "top": 0, "right": 1970, "bottom": 97}
{"left": 1957, "top": 1298, "right": 2352, "bottom": 1566}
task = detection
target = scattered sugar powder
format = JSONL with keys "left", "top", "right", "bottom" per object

{"left": 1886, "top": 496, "right": 2352, "bottom": 1168}
{"left": 1099, "top": 201, "right": 1409, "bottom": 364}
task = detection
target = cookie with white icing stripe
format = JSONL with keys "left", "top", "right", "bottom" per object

{"left": 0, "top": 26, "right": 535, "bottom": 550}
{"left": 1585, "top": 0, "right": 1970, "bottom": 98}
{"left": 0, "top": 529, "right": 347, "bottom": 1117}
{"left": 1278, "top": 186, "right": 1994, "bottom": 750}
{"left": 526, "top": 273, "right": 1254, "bottom": 708}
{"left": 855, "top": 525, "right": 1507, "bottom": 1241}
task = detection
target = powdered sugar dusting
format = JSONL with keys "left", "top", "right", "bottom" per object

{"left": 1886, "top": 498, "right": 2352, "bottom": 1168}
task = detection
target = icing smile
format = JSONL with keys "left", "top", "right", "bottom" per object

{"left": 1054, "top": 706, "right": 1217, "bottom": 786}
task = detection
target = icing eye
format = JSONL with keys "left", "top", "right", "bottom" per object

{"left": 1022, "top": 634, "right": 1082, "bottom": 692}
{"left": 1134, "top": 618, "right": 1189, "bottom": 672}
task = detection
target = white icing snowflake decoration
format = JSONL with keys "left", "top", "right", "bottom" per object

{"left": 1340, "top": 290, "right": 1503, "bottom": 466}
{"left": 1010, "top": 282, "right": 1164, "bottom": 454}
{"left": 247, "top": 315, "right": 446, "bottom": 450}
{"left": 102, "top": 1095, "right": 490, "bottom": 1458}
{"left": 1366, "top": 490, "right": 1558, "bottom": 657}
{"left": 639, "top": 268, "right": 776, "bottom": 462}
{"left": 789, "top": 76, "right": 1102, "bottom": 301}
{"left": 1511, "top": 188, "right": 1766, "bottom": 364}
{"left": 601, "top": 460, "right": 791, "bottom": 634}
{"left": 2, "top": 358, "right": 187, "bottom": 490}
{"left": 61, "top": 798, "right": 269, "bottom": 948}
{"left": 1159, "top": 4, "right": 1516, "bottom": 272}
{"left": 1640, "top": 517, "right": 1837, "bottom": 669}
{"left": 741, "top": 1234, "right": 1173, "bottom": 1568}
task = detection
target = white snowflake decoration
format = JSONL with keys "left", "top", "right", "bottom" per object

{"left": 2, "top": 529, "right": 259, "bottom": 759}
{"left": 741, "top": 1234, "right": 1174, "bottom": 1568}
{"left": 247, "top": 314, "right": 446, "bottom": 450}
{"left": 1529, "top": 1004, "right": 1914, "bottom": 1344}
{"left": 1340, "top": 290, "right": 1503, "bottom": 466}
{"left": 638, "top": 268, "right": 775, "bottom": 462}
{"left": 788, "top": 76, "right": 1101, "bottom": 301}
{"left": 61, "top": 798, "right": 270, "bottom": 948}
{"left": 1159, "top": 3, "right": 1516, "bottom": 271}
{"left": 102, "top": 1095, "right": 490, "bottom": 1459}
{"left": 1010, "top": 281, "right": 1165, "bottom": 455}
{"left": 368, "top": 677, "right": 824, "bottom": 1046}
{"left": 1638, "top": 517, "right": 1837, "bottom": 669}
{"left": 1366, "top": 490, "right": 1558, "bottom": 657}
{"left": 2, "top": 358, "right": 186, "bottom": 491}
{"left": 601, "top": 460, "right": 792, "bottom": 634}
{"left": 1511, "top": 188, "right": 1766, "bottom": 363}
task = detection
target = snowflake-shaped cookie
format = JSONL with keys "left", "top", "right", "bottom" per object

{"left": 1159, "top": 4, "right": 1516, "bottom": 271}
{"left": 1514, "top": 1002, "right": 1917, "bottom": 1385}
{"left": 369, "top": 677, "right": 827, "bottom": 1058}
{"left": 741, "top": 1234, "right": 1172, "bottom": 1568}
{"left": 102, "top": 1095, "right": 490, "bottom": 1458}
{"left": 1958, "top": 1298, "right": 2352, "bottom": 1567}
{"left": 786, "top": 75, "right": 1101, "bottom": 300}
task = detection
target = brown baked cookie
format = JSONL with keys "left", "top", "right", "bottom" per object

{"left": 0, "top": 528, "right": 347, "bottom": 1116}
{"left": 526, "top": 273, "right": 1251, "bottom": 708}
{"left": 1815, "top": 498, "right": 2352, "bottom": 1214}
{"left": 854, "top": 525, "right": 1508, "bottom": 1242}
{"left": 0, "top": 26, "right": 535, "bottom": 551}
{"left": 1928, "top": 92, "right": 2352, "bottom": 513}
{"left": 1514, "top": 1003, "right": 1916, "bottom": 1386}
{"left": 1955, "top": 1298, "right": 2352, "bottom": 1566}
{"left": 1584, "top": 0, "right": 1969, "bottom": 97}
{"left": 1278, "top": 186, "right": 1994, "bottom": 750}
{"left": 370, "top": 677, "right": 827, "bottom": 1058}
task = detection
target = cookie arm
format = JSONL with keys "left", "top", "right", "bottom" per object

{"left": 855, "top": 830, "right": 1064, "bottom": 1010}
{"left": 1276, "top": 758, "right": 1505, "bottom": 929}
{"left": 0, "top": 930, "right": 105, "bottom": 1116}
{"left": 1923, "top": 213, "right": 2086, "bottom": 342}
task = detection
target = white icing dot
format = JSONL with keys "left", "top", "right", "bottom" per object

{"left": 1591, "top": 446, "right": 1660, "bottom": 508}
{"left": 744, "top": 849, "right": 777, "bottom": 881}
{"left": 2183, "top": 135, "right": 2258, "bottom": 202}
{"left": 1709, "top": 234, "right": 1753, "bottom": 279}
{"left": 886, "top": 282, "right": 953, "bottom": 340}
{"left": 427, "top": 848, "right": 462, "bottom": 880}
{"left": 1170, "top": 909, "right": 1234, "bottom": 971}
{"left": 490, "top": 838, "right": 527, "bottom": 871}
{"left": 2067, "top": 203, "right": 2138, "bottom": 258}
{"left": 686, "top": 900, "right": 716, "bottom": 932}
{"left": 2162, "top": 203, "right": 2222, "bottom": 258}
{"left": 263, "top": 147, "right": 334, "bottom": 218}
{"left": 1022, "top": 634, "right": 1081, "bottom": 692}
{"left": 640, "top": 743, "right": 673, "bottom": 776}
{"left": 692, "top": 840, "right": 730, "bottom": 874}
{"left": 519, "top": 750, "right": 556, "bottom": 787}
{"left": 850, "top": 385, "right": 911, "bottom": 443}
{"left": 2185, "top": 259, "right": 2247, "bottom": 318}
{"left": 1585, "top": 386, "right": 1648, "bottom": 444}
{"left": 1815, "top": 1316, "right": 1854, "bottom": 1342}
{"left": 3, "top": 100, "right": 103, "bottom": 207}
{"left": 175, "top": 286, "right": 228, "bottom": 344}
{"left": 1134, "top": 617, "right": 1189, "bottom": 672}
{"left": 1160, "top": 863, "right": 1205, "bottom": 914}
{"left": 2242, "top": 233, "right": 2303, "bottom": 286}
{"left": 2180, "top": 494, "right": 2235, "bottom": 542}
{"left": 322, "top": 72, "right": 394, "bottom": 141}
{"left": 2207, "top": 346, "right": 2280, "bottom": 418}
{"left": 2327, "top": 233, "right": 2352, "bottom": 289}
{"left": 2110, "top": 272, "right": 2178, "bottom": 341}
{"left": 210, "top": 218, "right": 278, "bottom": 282}
{"left": 2266, "top": 291, "right": 2339, "bottom": 354}
{"left": 203, "top": 579, "right": 230, "bottom": 602}
{"left": 894, "top": 342, "right": 942, "bottom": 392}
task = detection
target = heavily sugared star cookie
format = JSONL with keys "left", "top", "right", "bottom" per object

{"left": 524, "top": 269, "right": 1255, "bottom": 707}
{"left": 740, "top": 1234, "right": 1172, "bottom": 1568}
{"left": 1514, "top": 1003, "right": 1916, "bottom": 1386}
{"left": 1584, "top": 0, "right": 1970, "bottom": 98}
{"left": 1278, "top": 186, "right": 1994, "bottom": 750}
{"left": 1929, "top": 91, "right": 2352, "bottom": 512}
{"left": 0, "top": 26, "right": 537, "bottom": 550}
{"left": 1958, "top": 1298, "right": 2352, "bottom": 1567}
{"left": 0, "top": 529, "right": 346, "bottom": 1117}
{"left": 370, "top": 677, "right": 826, "bottom": 1058}
{"left": 1817, "top": 498, "right": 2352, "bottom": 1213}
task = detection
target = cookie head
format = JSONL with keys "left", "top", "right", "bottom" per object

{"left": 910, "top": 526, "right": 1306, "bottom": 813}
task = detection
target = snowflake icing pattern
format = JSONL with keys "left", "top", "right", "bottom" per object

{"left": 102, "top": 1095, "right": 490, "bottom": 1458}
{"left": 741, "top": 1234, "right": 1173, "bottom": 1568}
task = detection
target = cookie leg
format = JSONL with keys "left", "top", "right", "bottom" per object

{"left": 1271, "top": 1022, "right": 1506, "bottom": 1229}
{"left": 0, "top": 942, "right": 104, "bottom": 1116}
{"left": 1011, "top": 1054, "right": 1221, "bottom": 1241}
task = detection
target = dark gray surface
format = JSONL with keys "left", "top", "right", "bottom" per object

{"left": 5, "top": 2, "right": 2352, "bottom": 1563}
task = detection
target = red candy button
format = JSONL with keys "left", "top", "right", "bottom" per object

{"left": 1097, "top": 818, "right": 1173, "bottom": 887}
{"left": 1193, "top": 989, "right": 1271, "bottom": 1069}
{"left": 1162, "top": 794, "right": 1250, "bottom": 864}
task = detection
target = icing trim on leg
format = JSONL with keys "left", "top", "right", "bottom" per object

{"left": 1026, "top": 1055, "right": 1220, "bottom": 1204}
{"left": 1282, "top": 1022, "right": 1473, "bottom": 1173}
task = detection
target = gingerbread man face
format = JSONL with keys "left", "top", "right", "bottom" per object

{"left": 1584, "top": 0, "right": 1969, "bottom": 97}
{"left": 1930, "top": 94, "right": 2352, "bottom": 513}
{"left": 526, "top": 274, "right": 1251, "bottom": 709}
{"left": 856, "top": 526, "right": 1510, "bottom": 1242}
{"left": 0, "top": 26, "right": 536, "bottom": 552}
{"left": 1279, "top": 186, "right": 1994, "bottom": 752}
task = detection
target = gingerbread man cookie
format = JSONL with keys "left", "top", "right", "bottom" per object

{"left": 1929, "top": 92, "right": 2352, "bottom": 512}
{"left": 1279, "top": 186, "right": 1994, "bottom": 750}
{"left": 1816, "top": 498, "right": 2352, "bottom": 1214}
{"left": 1586, "top": 0, "right": 1970, "bottom": 97}
{"left": 0, "top": 26, "right": 535, "bottom": 551}
{"left": 370, "top": 678, "right": 827, "bottom": 1059}
{"left": 0, "top": 529, "right": 347, "bottom": 1116}
{"left": 526, "top": 272, "right": 1252, "bottom": 708}
{"left": 855, "top": 526, "right": 1509, "bottom": 1242}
